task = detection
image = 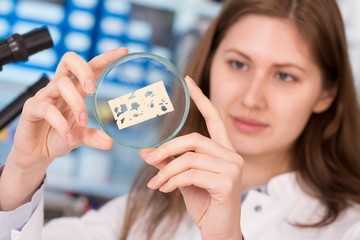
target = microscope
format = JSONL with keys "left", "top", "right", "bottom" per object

{"left": 0, "top": 26, "right": 54, "bottom": 130}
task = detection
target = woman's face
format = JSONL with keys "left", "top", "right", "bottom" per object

{"left": 210, "top": 15, "right": 333, "bottom": 160}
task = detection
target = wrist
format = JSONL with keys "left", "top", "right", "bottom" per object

{"left": 201, "top": 230, "right": 243, "bottom": 240}
{"left": 0, "top": 149, "right": 46, "bottom": 211}
{"left": 8, "top": 145, "right": 49, "bottom": 173}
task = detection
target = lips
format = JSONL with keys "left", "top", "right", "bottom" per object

{"left": 232, "top": 116, "right": 269, "bottom": 133}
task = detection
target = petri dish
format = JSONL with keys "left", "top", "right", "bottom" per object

{"left": 92, "top": 52, "right": 190, "bottom": 149}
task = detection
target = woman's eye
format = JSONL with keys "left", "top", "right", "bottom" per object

{"left": 276, "top": 72, "right": 296, "bottom": 82}
{"left": 229, "top": 60, "right": 248, "bottom": 71}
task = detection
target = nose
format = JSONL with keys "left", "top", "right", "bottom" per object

{"left": 241, "top": 74, "right": 266, "bottom": 109}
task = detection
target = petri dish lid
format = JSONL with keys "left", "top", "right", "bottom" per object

{"left": 92, "top": 52, "right": 190, "bottom": 149}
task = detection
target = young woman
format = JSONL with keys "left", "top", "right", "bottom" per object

{"left": 1, "top": 0, "right": 360, "bottom": 239}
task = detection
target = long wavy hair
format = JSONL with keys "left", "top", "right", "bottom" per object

{"left": 120, "top": 0, "right": 360, "bottom": 238}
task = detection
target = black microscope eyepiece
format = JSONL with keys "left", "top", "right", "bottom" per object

{"left": 0, "top": 26, "right": 53, "bottom": 71}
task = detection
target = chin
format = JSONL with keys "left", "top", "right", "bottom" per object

{"left": 230, "top": 135, "right": 268, "bottom": 156}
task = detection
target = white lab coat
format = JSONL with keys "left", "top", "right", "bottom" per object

{"left": 9, "top": 172, "right": 360, "bottom": 240}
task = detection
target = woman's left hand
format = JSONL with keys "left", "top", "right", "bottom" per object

{"left": 141, "top": 76, "right": 244, "bottom": 240}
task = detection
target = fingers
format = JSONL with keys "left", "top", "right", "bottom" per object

{"left": 149, "top": 161, "right": 240, "bottom": 196}
{"left": 40, "top": 75, "right": 88, "bottom": 127}
{"left": 75, "top": 128, "right": 114, "bottom": 150}
{"left": 156, "top": 169, "right": 224, "bottom": 193}
{"left": 22, "top": 49, "right": 128, "bottom": 152}
{"left": 38, "top": 48, "right": 128, "bottom": 126}
{"left": 147, "top": 152, "right": 222, "bottom": 188}
{"left": 25, "top": 95, "right": 113, "bottom": 149}
{"left": 57, "top": 76, "right": 88, "bottom": 126}
{"left": 54, "top": 52, "right": 96, "bottom": 94}
{"left": 142, "top": 133, "right": 243, "bottom": 194}
{"left": 140, "top": 148, "right": 172, "bottom": 170}
{"left": 89, "top": 48, "right": 129, "bottom": 78}
{"left": 185, "top": 76, "right": 234, "bottom": 151}
{"left": 142, "top": 133, "right": 234, "bottom": 167}
{"left": 145, "top": 150, "right": 242, "bottom": 191}
{"left": 53, "top": 48, "right": 128, "bottom": 96}
{"left": 23, "top": 98, "right": 72, "bottom": 143}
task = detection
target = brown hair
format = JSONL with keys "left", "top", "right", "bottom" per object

{"left": 120, "top": 0, "right": 360, "bottom": 238}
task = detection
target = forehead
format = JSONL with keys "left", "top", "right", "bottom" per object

{"left": 220, "top": 14, "right": 316, "bottom": 67}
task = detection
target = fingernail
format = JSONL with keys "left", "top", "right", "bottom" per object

{"left": 185, "top": 75, "right": 197, "bottom": 86}
{"left": 85, "top": 79, "right": 95, "bottom": 93}
{"left": 79, "top": 112, "right": 88, "bottom": 126}
{"left": 159, "top": 183, "right": 170, "bottom": 193}
{"left": 147, "top": 175, "right": 158, "bottom": 189}
{"left": 66, "top": 132, "right": 75, "bottom": 146}
{"left": 145, "top": 150, "right": 157, "bottom": 162}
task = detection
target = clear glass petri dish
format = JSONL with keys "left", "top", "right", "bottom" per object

{"left": 92, "top": 52, "right": 190, "bottom": 149}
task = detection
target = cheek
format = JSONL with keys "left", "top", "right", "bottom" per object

{"left": 209, "top": 64, "right": 228, "bottom": 108}
{"left": 209, "top": 57, "right": 242, "bottom": 110}
{"left": 209, "top": 76, "right": 239, "bottom": 112}
{"left": 210, "top": 79, "right": 224, "bottom": 106}
{"left": 272, "top": 95, "right": 316, "bottom": 137}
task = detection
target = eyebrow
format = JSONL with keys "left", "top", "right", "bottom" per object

{"left": 224, "top": 48, "right": 307, "bottom": 74}
{"left": 224, "top": 49, "right": 251, "bottom": 62}
{"left": 273, "top": 63, "right": 307, "bottom": 74}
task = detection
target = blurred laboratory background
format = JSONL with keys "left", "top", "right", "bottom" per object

{"left": 0, "top": 0, "right": 359, "bottom": 221}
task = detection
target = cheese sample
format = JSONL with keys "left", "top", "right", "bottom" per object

{"left": 108, "top": 80, "right": 174, "bottom": 130}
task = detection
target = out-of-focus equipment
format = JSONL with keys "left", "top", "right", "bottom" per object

{"left": 0, "top": 75, "right": 50, "bottom": 130}
{"left": 0, "top": 26, "right": 53, "bottom": 71}
{"left": 0, "top": 26, "right": 53, "bottom": 130}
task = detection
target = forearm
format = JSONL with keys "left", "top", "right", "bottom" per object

{"left": 0, "top": 149, "right": 46, "bottom": 211}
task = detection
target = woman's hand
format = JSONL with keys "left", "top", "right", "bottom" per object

{"left": 141, "top": 76, "right": 244, "bottom": 239}
{"left": 0, "top": 48, "right": 128, "bottom": 211}
{"left": 14, "top": 48, "right": 128, "bottom": 165}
